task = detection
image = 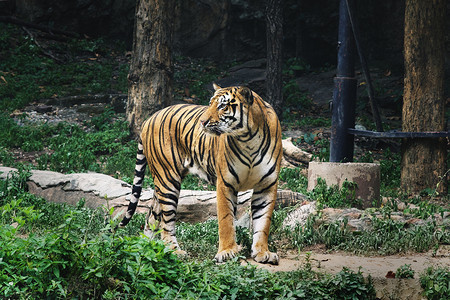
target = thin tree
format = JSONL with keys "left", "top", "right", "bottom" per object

{"left": 127, "top": 0, "right": 175, "bottom": 136}
{"left": 266, "top": 0, "right": 283, "bottom": 120}
{"left": 401, "top": 0, "right": 447, "bottom": 194}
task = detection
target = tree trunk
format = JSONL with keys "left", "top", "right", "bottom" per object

{"left": 266, "top": 0, "right": 283, "bottom": 120}
{"left": 127, "top": 0, "right": 175, "bottom": 136}
{"left": 401, "top": 0, "right": 447, "bottom": 195}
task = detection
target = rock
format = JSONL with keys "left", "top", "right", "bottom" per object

{"left": 236, "top": 212, "right": 251, "bottom": 229}
{"left": 0, "top": 166, "right": 18, "bottom": 179}
{"left": 283, "top": 201, "right": 317, "bottom": 228}
{"left": 63, "top": 173, "right": 130, "bottom": 199}
{"left": 215, "top": 60, "right": 267, "bottom": 92}
{"left": 406, "top": 218, "right": 425, "bottom": 226}
{"left": 0, "top": 166, "right": 306, "bottom": 224}
{"left": 321, "top": 207, "right": 344, "bottom": 223}
{"left": 347, "top": 218, "right": 370, "bottom": 232}
{"left": 29, "top": 170, "right": 70, "bottom": 188}
{"left": 34, "top": 105, "right": 53, "bottom": 113}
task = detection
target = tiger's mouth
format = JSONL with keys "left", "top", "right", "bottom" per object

{"left": 200, "top": 119, "right": 223, "bottom": 136}
{"left": 202, "top": 126, "right": 223, "bottom": 136}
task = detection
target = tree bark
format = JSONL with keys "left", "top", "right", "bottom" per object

{"left": 401, "top": 0, "right": 447, "bottom": 194}
{"left": 127, "top": 0, "right": 175, "bottom": 136}
{"left": 266, "top": 0, "right": 284, "bottom": 120}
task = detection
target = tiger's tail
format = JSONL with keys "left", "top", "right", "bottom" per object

{"left": 119, "top": 138, "right": 147, "bottom": 227}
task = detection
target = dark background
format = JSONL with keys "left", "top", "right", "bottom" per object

{"left": 4, "top": 0, "right": 449, "bottom": 71}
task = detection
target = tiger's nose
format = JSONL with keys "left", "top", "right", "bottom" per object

{"left": 200, "top": 119, "right": 209, "bottom": 127}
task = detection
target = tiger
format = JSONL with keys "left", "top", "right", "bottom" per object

{"left": 119, "top": 83, "right": 282, "bottom": 264}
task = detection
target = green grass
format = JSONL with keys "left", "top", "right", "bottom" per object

{"left": 0, "top": 107, "right": 136, "bottom": 177}
{"left": 173, "top": 56, "right": 228, "bottom": 105}
{"left": 420, "top": 266, "right": 449, "bottom": 300}
{"left": 0, "top": 168, "right": 378, "bottom": 299}
{"left": 1, "top": 23, "right": 449, "bottom": 299}
{"left": 0, "top": 23, "right": 128, "bottom": 112}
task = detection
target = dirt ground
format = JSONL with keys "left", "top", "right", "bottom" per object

{"left": 247, "top": 245, "right": 449, "bottom": 300}
{"left": 255, "top": 247, "right": 449, "bottom": 277}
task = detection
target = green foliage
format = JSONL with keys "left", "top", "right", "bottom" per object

{"left": 310, "top": 177, "right": 361, "bottom": 209}
{"left": 1, "top": 106, "right": 137, "bottom": 177}
{"left": 0, "top": 169, "right": 183, "bottom": 298}
{"left": 313, "top": 137, "right": 330, "bottom": 162}
{"left": 299, "top": 116, "right": 332, "bottom": 128}
{"left": 284, "top": 57, "right": 311, "bottom": 77}
{"left": 0, "top": 170, "right": 378, "bottom": 299}
{"left": 396, "top": 264, "right": 415, "bottom": 279}
{"left": 283, "top": 79, "right": 312, "bottom": 109}
{"left": 420, "top": 266, "right": 449, "bottom": 300}
{"left": 403, "top": 198, "right": 447, "bottom": 220}
{"left": 277, "top": 266, "right": 375, "bottom": 300}
{"left": 278, "top": 203, "right": 448, "bottom": 255}
{"left": 173, "top": 56, "right": 227, "bottom": 105}
{"left": 279, "top": 167, "right": 308, "bottom": 194}
{"left": 0, "top": 113, "right": 52, "bottom": 152}
{"left": 181, "top": 174, "right": 215, "bottom": 191}
{"left": 0, "top": 23, "right": 128, "bottom": 111}
{"left": 177, "top": 219, "right": 219, "bottom": 259}
{"left": 379, "top": 148, "right": 401, "bottom": 195}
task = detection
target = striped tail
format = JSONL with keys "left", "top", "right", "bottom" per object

{"left": 119, "top": 139, "right": 147, "bottom": 227}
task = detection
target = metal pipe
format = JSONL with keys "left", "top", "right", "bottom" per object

{"left": 330, "top": 0, "right": 357, "bottom": 162}
{"left": 345, "top": 0, "right": 384, "bottom": 132}
{"left": 348, "top": 128, "right": 450, "bottom": 138}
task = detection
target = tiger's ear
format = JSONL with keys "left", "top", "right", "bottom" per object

{"left": 238, "top": 86, "right": 254, "bottom": 105}
{"left": 213, "top": 83, "right": 222, "bottom": 91}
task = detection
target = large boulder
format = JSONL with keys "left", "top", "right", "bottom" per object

{"left": 0, "top": 166, "right": 306, "bottom": 223}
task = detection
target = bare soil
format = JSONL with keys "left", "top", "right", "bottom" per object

{"left": 249, "top": 246, "right": 449, "bottom": 300}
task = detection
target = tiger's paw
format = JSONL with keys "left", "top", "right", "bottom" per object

{"left": 214, "top": 247, "right": 239, "bottom": 264}
{"left": 173, "top": 248, "right": 187, "bottom": 257}
{"left": 252, "top": 251, "right": 279, "bottom": 265}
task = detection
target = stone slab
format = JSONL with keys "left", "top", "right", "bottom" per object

{"left": 307, "top": 162, "right": 381, "bottom": 208}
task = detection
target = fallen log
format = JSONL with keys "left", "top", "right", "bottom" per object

{"left": 282, "top": 137, "right": 314, "bottom": 164}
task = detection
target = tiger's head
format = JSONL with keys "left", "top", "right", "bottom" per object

{"left": 200, "top": 83, "right": 254, "bottom": 136}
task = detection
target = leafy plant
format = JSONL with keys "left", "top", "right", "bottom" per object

{"left": 420, "top": 266, "right": 449, "bottom": 300}
{"left": 396, "top": 264, "right": 415, "bottom": 279}
{"left": 379, "top": 148, "right": 401, "bottom": 195}
{"left": 309, "top": 177, "right": 360, "bottom": 209}
{"left": 279, "top": 167, "right": 308, "bottom": 194}
{"left": 0, "top": 24, "right": 127, "bottom": 112}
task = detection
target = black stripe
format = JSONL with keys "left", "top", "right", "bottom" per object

{"left": 259, "top": 163, "right": 276, "bottom": 183}
{"left": 253, "top": 179, "right": 277, "bottom": 195}
{"left": 227, "top": 161, "right": 240, "bottom": 184}
{"left": 120, "top": 140, "right": 148, "bottom": 227}
{"left": 227, "top": 136, "right": 251, "bottom": 168}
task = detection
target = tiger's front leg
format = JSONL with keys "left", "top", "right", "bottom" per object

{"left": 250, "top": 182, "right": 279, "bottom": 265}
{"left": 214, "top": 178, "right": 239, "bottom": 263}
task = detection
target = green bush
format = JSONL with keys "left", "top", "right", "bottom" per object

{"left": 309, "top": 177, "right": 361, "bottom": 209}
{"left": 420, "top": 266, "right": 449, "bottom": 300}
{"left": 0, "top": 23, "right": 128, "bottom": 111}
{"left": 0, "top": 167, "right": 378, "bottom": 299}
{"left": 279, "top": 167, "right": 308, "bottom": 194}
{"left": 396, "top": 264, "right": 415, "bottom": 279}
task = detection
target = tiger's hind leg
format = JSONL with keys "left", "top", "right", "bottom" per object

{"left": 143, "top": 196, "right": 161, "bottom": 239}
{"left": 147, "top": 177, "right": 186, "bottom": 255}
{"left": 250, "top": 182, "right": 279, "bottom": 265}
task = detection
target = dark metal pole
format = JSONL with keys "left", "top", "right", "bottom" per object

{"left": 329, "top": 0, "right": 357, "bottom": 162}
{"left": 345, "top": 0, "right": 384, "bottom": 132}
